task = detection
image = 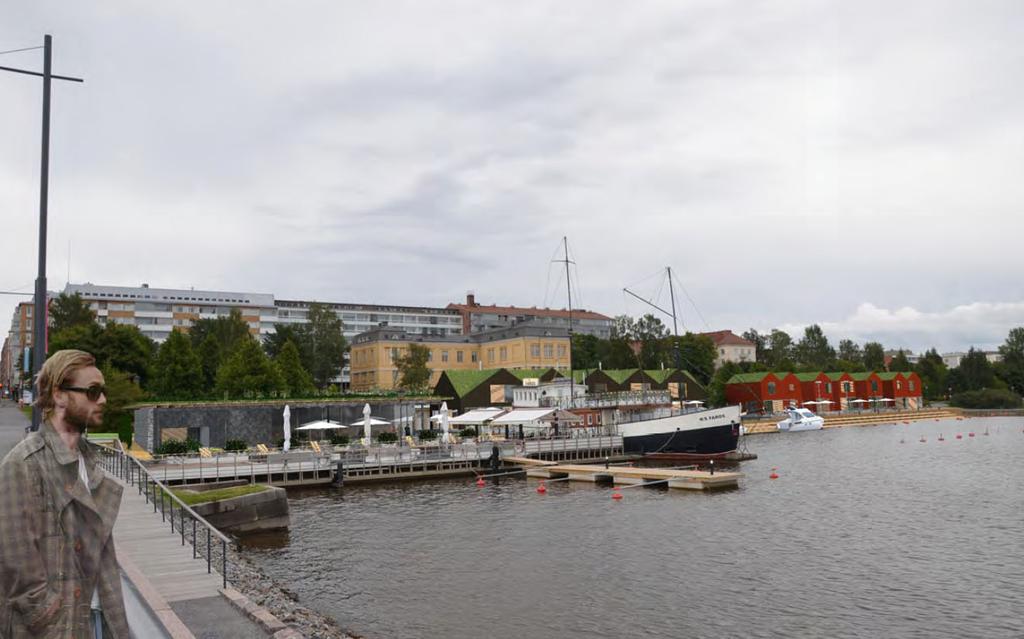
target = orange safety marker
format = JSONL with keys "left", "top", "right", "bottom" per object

{"left": 476, "top": 477, "right": 486, "bottom": 487}
{"left": 611, "top": 489, "right": 623, "bottom": 500}
{"left": 769, "top": 467, "right": 779, "bottom": 479}
{"left": 536, "top": 481, "right": 547, "bottom": 494}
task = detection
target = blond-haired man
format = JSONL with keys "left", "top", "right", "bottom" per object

{"left": 0, "top": 350, "right": 129, "bottom": 637}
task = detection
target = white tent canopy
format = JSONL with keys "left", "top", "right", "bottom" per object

{"left": 449, "top": 408, "right": 508, "bottom": 425}
{"left": 875, "top": 398, "right": 895, "bottom": 403}
{"left": 683, "top": 400, "right": 705, "bottom": 406}
{"left": 491, "top": 408, "right": 583, "bottom": 425}
{"left": 849, "top": 399, "right": 869, "bottom": 404}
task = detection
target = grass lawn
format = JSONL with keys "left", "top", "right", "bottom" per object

{"left": 172, "top": 484, "right": 269, "bottom": 506}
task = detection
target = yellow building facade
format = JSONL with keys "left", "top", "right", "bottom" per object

{"left": 350, "top": 325, "right": 571, "bottom": 391}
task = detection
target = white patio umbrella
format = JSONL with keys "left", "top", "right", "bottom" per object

{"left": 440, "top": 401, "right": 450, "bottom": 444}
{"left": 296, "top": 420, "right": 347, "bottom": 431}
{"left": 363, "top": 403, "right": 372, "bottom": 443}
{"left": 282, "top": 405, "right": 291, "bottom": 452}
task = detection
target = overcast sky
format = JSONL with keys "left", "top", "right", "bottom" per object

{"left": 2, "top": 1, "right": 1022, "bottom": 354}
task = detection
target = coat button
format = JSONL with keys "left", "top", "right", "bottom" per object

{"left": 74, "top": 587, "right": 81, "bottom": 599}
{"left": 74, "top": 539, "right": 82, "bottom": 552}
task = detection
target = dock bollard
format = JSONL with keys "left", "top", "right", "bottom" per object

{"left": 333, "top": 460, "right": 344, "bottom": 486}
{"left": 709, "top": 459, "right": 714, "bottom": 476}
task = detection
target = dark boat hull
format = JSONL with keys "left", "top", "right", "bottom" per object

{"left": 622, "top": 423, "right": 739, "bottom": 459}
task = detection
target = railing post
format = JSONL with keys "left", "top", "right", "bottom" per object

{"left": 181, "top": 507, "right": 186, "bottom": 545}
{"left": 222, "top": 541, "right": 227, "bottom": 589}
{"left": 193, "top": 518, "right": 197, "bottom": 559}
{"left": 206, "top": 529, "right": 212, "bottom": 574}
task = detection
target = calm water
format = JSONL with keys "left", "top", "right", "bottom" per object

{"left": 243, "top": 417, "right": 1024, "bottom": 639}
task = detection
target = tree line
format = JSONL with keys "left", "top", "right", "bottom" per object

{"left": 703, "top": 324, "right": 1024, "bottom": 409}
{"left": 40, "top": 293, "right": 350, "bottom": 439}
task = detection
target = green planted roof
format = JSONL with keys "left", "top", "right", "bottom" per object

{"left": 793, "top": 372, "right": 825, "bottom": 381}
{"left": 848, "top": 372, "right": 876, "bottom": 381}
{"left": 726, "top": 372, "right": 775, "bottom": 384}
{"left": 644, "top": 369, "right": 673, "bottom": 384}
{"left": 507, "top": 368, "right": 557, "bottom": 381}
{"left": 440, "top": 369, "right": 504, "bottom": 396}
{"left": 825, "top": 372, "right": 850, "bottom": 380}
{"left": 601, "top": 369, "right": 642, "bottom": 384}
{"left": 875, "top": 372, "right": 900, "bottom": 380}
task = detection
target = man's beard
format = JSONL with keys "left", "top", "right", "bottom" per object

{"left": 65, "top": 403, "right": 100, "bottom": 434}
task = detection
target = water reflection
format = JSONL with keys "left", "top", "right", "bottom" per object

{"left": 242, "top": 418, "right": 1024, "bottom": 639}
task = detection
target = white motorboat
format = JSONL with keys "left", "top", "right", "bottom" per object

{"left": 777, "top": 407, "right": 825, "bottom": 432}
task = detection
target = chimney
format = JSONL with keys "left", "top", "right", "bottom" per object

{"left": 466, "top": 291, "right": 476, "bottom": 307}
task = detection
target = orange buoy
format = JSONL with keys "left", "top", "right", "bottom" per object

{"left": 476, "top": 477, "right": 486, "bottom": 487}
{"left": 536, "top": 481, "right": 547, "bottom": 494}
{"left": 769, "top": 467, "right": 779, "bottom": 479}
{"left": 612, "top": 489, "right": 623, "bottom": 500}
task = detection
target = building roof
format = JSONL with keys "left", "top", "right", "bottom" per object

{"left": 446, "top": 301, "right": 611, "bottom": 322}
{"left": 438, "top": 369, "right": 506, "bottom": 397}
{"left": 727, "top": 372, "right": 776, "bottom": 384}
{"left": 507, "top": 368, "right": 563, "bottom": 381}
{"left": 848, "top": 372, "right": 877, "bottom": 381}
{"left": 699, "top": 330, "right": 754, "bottom": 347}
{"left": 794, "top": 372, "right": 827, "bottom": 381}
{"left": 875, "top": 372, "right": 902, "bottom": 380}
{"left": 600, "top": 369, "right": 643, "bottom": 384}
{"left": 825, "top": 372, "right": 852, "bottom": 380}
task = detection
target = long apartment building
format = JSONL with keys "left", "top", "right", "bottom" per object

{"left": 2, "top": 301, "right": 38, "bottom": 392}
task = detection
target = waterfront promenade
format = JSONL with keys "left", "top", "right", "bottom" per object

{"left": 0, "top": 402, "right": 272, "bottom": 638}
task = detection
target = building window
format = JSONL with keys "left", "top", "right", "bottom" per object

{"left": 825, "top": 383, "right": 832, "bottom": 394}
{"left": 499, "top": 347, "right": 507, "bottom": 361}
{"left": 871, "top": 380, "right": 878, "bottom": 393}
{"left": 442, "top": 350, "right": 449, "bottom": 363}
{"left": 896, "top": 381, "right": 902, "bottom": 390}
{"left": 391, "top": 348, "right": 399, "bottom": 361}
{"left": 487, "top": 348, "right": 494, "bottom": 362}
{"left": 909, "top": 381, "right": 915, "bottom": 392}
{"left": 456, "top": 351, "right": 463, "bottom": 363}
{"left": 544, "top": 344, "right": 553, "bottom": 358}
{"left": 767, "top": 382, "right": 776, "bottom": 395}
{"left": 471, "top": 352, "right": 478, "bottom": 363}
{"left": 788, "top": 384, "right": 794, "bottom": 391}
{"left": 531, "top": 344, "right": 541, "bottom": 358}
{"left": 427, "top": 351, "right": 433, "bottom": 362}
{"left": 843, "top": 381, "right": 852, "bottom": 393}
{"left": 557, "top": 345, "right": 566, "bottom": 358}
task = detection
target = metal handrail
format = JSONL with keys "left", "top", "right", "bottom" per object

{"left": 97, "top": 441, "right": 233, "bottom": 589}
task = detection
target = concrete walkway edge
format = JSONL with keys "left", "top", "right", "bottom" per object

{"left": 118, "top": 547, "right": 196, "bottom": 639}
{"left": 220, "top": 588, "right": 305, "bottom": 638}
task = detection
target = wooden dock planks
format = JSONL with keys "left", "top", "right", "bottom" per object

{"left": 525, "top": 463, "right": 742, "bottom": 490}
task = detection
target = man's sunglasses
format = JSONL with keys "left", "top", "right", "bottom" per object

{"left": 60, "top": 385, "right": 107, "bottom": 401}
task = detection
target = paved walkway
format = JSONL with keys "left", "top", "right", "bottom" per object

{"left": 0, "top": 402, "right": 269, "bottom": 638}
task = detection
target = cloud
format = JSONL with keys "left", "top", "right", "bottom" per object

{"left": 778, "top": 302, "right": 1024, "bottom": 353}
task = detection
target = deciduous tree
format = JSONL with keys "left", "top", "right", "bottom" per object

{"left": 49, "top": 293, "right": 95, "bottom": 335}
{"left": 795, "top": 324, "right": 835, "bottom": 371}
{"left": 215, "top": 337, "right": 285, "bottom": 398}
{"left": 395, "top": 343, "right": 431, "bottom": 391}
{"left": 863, "top": 342, "right": 885, "bottom": 371}
{"left": 151, "top": 330, "right": 203, "bottom": 399}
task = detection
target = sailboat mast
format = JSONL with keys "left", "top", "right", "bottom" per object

{"left": 667, "top": 266, "right": 681, "bottom": 370}
{"left": 564, "top": 236, "right": 574, "bottom": 407}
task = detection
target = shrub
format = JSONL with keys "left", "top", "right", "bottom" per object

{"left": 377, "top": 432, "right": 398, "bottom": 444}
{"left": 418, "top": 429, "right": 438, "bottom": 441}
{"left": 951, "top": 388, "right": 1023, "bottom": 409}
{"left": 155, "top": 438, "right": 201, "bottom": 455}
{"left": 224, "top": 439, "right": 248, "bottom": 452}
{"left": 459, "top": 426, "right": 477, "bottom": 438}
{"left": 329, "top": 433, "right": 350, "bottom": 446}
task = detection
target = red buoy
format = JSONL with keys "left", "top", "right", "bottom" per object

{"left": 968, "top": 432, "right": 975, "bottom": 438}
{"left": 476, "top": 477, "right": 486, "bottom": 487}
{"left": 536, "top": 481, "right": 547, "bottom": 494}
{"left": 612, "top": 490, "right": 623, "bottom": 500}
{"left": 956, "top": 434, "right": 963, "bottom": 439}
{"left": 769, "top": 467, "right": 779, "bottom": 479}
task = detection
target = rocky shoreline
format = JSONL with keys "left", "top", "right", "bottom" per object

{"left": 226, "top": 544, "right": 360, "bottom": 639}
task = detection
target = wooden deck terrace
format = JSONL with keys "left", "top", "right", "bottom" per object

{"left": 525, "top": 463, "right": 742, "bottom": 490}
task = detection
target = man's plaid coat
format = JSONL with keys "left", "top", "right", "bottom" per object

{"left": 0, "top": 422, "right": 129, "bottom": 637}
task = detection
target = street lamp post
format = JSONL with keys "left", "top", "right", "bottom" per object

{"left": 0, "top": 35, "right": 83, "bottom": 430}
